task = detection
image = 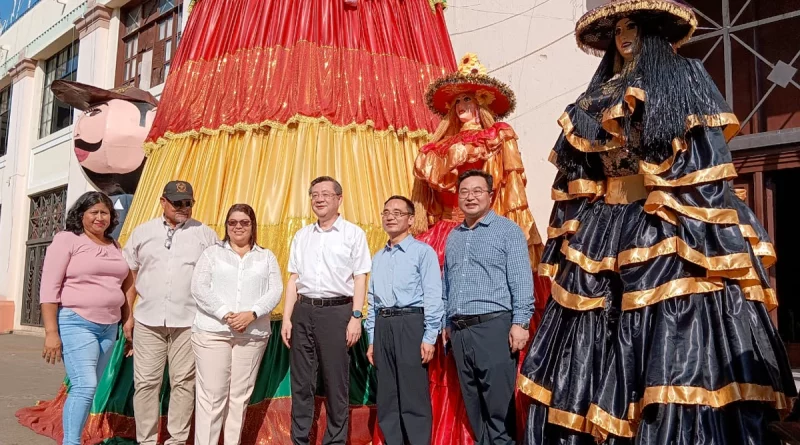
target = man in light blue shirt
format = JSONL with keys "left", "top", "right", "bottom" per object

{"left": 366, "top": 195, "right": 443, "bottom": 445}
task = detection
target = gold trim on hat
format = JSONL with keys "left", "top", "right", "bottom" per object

{"left": 576, "top": 0, "right": 698, "bottom": 56}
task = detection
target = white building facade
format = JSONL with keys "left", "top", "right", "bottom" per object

{"left": 0, "top": 0, "right": 191, "bottom": 332}
{"left": 0, "top": 0, "right": 599, "bottom": 332}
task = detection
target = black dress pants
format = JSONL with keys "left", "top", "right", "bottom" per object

{"left": 451, "top": 312, "right": 517, "bottom": 445}
{"left": 290, "top": 299, "right": 352, "bottom": 445}
{"left": 375, "top": 312, "right": 432, "bottom": 444}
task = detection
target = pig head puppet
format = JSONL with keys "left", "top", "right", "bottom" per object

{"left": 51, "top": 80, "right": 158, "bottom": 238}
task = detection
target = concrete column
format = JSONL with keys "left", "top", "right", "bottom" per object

{"left": 66, "top": 1, "right": 114, "bottom": 207}
{"left": 0, "top": 59, "right": 40, "bottom": 333}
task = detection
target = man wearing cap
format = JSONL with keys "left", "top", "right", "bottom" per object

{"left": 122, "top": 181, "right": 219, "bottom": 445}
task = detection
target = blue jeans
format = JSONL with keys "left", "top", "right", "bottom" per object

{"left": 58, "top": 307, "right": 117, "bottom": 445}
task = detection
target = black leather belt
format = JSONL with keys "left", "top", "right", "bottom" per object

{"left": 450, "top": 311, "right": 510, "bottom": 330}
{"left": 379, "top": 307, "right": 424, "bottom": 317}
{"left": 298, "top": 294, "right": 353, "bottom": 307}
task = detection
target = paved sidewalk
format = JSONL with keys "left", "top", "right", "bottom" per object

{"left": 0, "top": 333, "right": 63, "bottom": 445}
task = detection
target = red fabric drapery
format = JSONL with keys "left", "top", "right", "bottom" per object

{"left": 147, "top": 0, "right": 457, "bottom": 142}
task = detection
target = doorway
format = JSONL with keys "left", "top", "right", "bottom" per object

{"left": 772, "top": 168, "right": 800, "bottom": 364}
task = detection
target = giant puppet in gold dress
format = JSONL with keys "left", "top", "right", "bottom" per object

{"left": 517, "top": 1, "right": 796, "bottom": 444}
{"left": 409, "top": 53, "right": 550, "bottom": 444}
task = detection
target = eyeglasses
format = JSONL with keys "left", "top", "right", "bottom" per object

{"left": 227, "top": 219, "right": 252, "bottom": 228}
{"left": 381, "top": 211, "right": 412, "bottom": 219}
{"left": 165, "top": 226, "right": 175, "bottom": 250}
{"left": 169, "top": 199, "right": 194, "bottom": 209}
{"left": 310, "top": 192, "right": 339, "bottom": 200}
{"left": 458, "top": 188, "right": 490, "bottom": 198}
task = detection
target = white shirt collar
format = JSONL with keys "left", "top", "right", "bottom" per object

{"left": 313, "top": 214, "right": 343, "bottom": 233}
{"left": 223, "top": 240, "right": 262, "bottom": 252}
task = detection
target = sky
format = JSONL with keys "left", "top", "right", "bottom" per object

{"left": 0, "top": 0, "right": 39, "bottom": 35}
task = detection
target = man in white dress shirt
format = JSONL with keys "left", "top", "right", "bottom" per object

{"left": 281, "top": 176, "right": 371, "bottom": 445}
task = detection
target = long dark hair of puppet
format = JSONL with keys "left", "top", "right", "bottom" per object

{"left": 552, "top": 43, "right": 622, "bottom": 176}
{"left": 626, "top": 14, "right": 726, "bottom": 164}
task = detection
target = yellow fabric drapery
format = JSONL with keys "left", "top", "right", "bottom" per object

{"left": 120, "top": 121, "right": 429, "bottom": 318}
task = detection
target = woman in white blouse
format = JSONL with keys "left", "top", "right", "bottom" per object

{"left": 190, "top": 203, "right": 282, "bottom": 445}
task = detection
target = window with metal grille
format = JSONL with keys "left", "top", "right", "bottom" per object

{"left": 0, "top": 84, "right": 10, "bottom": 157}
{"left": 22, "top": 187, "right": 67, "bottom": 327}
{"left": 118, "top": 0, "right": 183, "bottom": 89}
{"left": 39, "top": 41, "right": 79, "bottom": 139}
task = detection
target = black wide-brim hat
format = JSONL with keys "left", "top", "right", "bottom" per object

{"left": 51, "top": 80, "right": 159, "bottom": 111}
{"left": 576, "top": 0, "right": 697, "bottom": 56}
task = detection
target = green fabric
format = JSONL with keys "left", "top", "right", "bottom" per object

{"left": 99, "top": 438, "right": 137, "bottom": 445}
{"left": 249, "top": 321, "right": 377, "bottom": 405}
{"left": 64, "top": 321, "right": 377, "bottom": 417}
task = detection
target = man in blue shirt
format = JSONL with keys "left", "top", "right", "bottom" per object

{"left": 366, "top": 195, "right": 444, "bottom": 445}
{"left": 443, "top": 170, "right": 534, "bottom": 444}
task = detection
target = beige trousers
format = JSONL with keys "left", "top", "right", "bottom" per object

{"left": 191, "top": 330, "right": 267, "bottom": 445}
{"left": 133, "top": 321, "right": 195, "bottom": 445}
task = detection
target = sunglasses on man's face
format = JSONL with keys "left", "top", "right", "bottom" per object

{"left": 168, "top": 199, "right": 194, "bottom": 209}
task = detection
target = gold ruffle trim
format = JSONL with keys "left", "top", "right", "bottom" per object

{"left": 638, "top": 113, "right": 740, "bottom": 175}
{"left": 518, "top": 377, "right": 792, "bottom": 439}
{"left": 549, "top": 407, "right": 595, "bottom": 434}
{"left": 552, "top": 282, "right": 606, "bottom": 311}
{"left": 548, "top": 231, "right": 777, "bottom": 310}
{"left": 688, "top": 113, "right": 741, "bottom": 142}
{"left": 644, "top": 191, "right": 740, "bottom": 225}
{"left": 639, "top": 139, "right": 688, "bottom": 175}
{"left": 618, "top": 236, "right": 752, "bottom": 271}
{"left": 517, "top": 374, "right": 552, "bottom": 405}
{"left": 552, "top": 179, "right": 608, "bottom": 202}
{"left": 558, "top": 111, "right": 621, "bottom": 153}
{"left": 639, "top": 382, "right": 792, "bottom": 412}
{"left": 538, "top": 263, "right": 559, "bottom": 280}
{"left": 740, "top": 224, "right": 777, "bottom": 268}
{"left": 561, "top": 239, "right": 617, "bottom": 273}
{"left": 517, "top": 375, "right": 599, "bottom": 435}
{"left": 551, "top": 275, "right": 725, "bottom": 312}
{"left": 622, "top": 276, "right": 723, "bottom": 311}
{"left": 643, "top": 163, "right": 737, "bottom": 188}
{"left": 569, "top": 179, "right": 606, "bottom": 199}
{"left": 559, "top": 98, "right": 738, "bottom": 159}
{"left": 601, "top": 87, "right": 646, "bottom": 138}
{"left": 145, "top": 114, "right": 431, "bottom": 156}
{"left": 586, "top": 403, "right": 635, "bottom": 438}
{"left": 551, "top": 187, "right": 571, "bottom": 202}
{"left": 754, "top": 241, "right": 777, "bottom": 263}
{"left": 547, "top": 220, "right": 581, "bottom": 239}
{"left": 742, "top": 285, "right": 778, "bottom": 311}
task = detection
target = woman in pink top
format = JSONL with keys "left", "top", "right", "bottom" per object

{"left": 39, "top": 191, "right": 133, "bottom": 445}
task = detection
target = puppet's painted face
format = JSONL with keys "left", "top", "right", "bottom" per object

{"left": 72, "top": 99, "right": 155, "bottom": 194}
{"left": 453, "top": 93, "right": 479, "bottom": 124}
{"left": 73, "top": 99, "right": 154, "bottom": 175}
{"left": 615, "top": 17, "right": 639, "bottom": 61}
